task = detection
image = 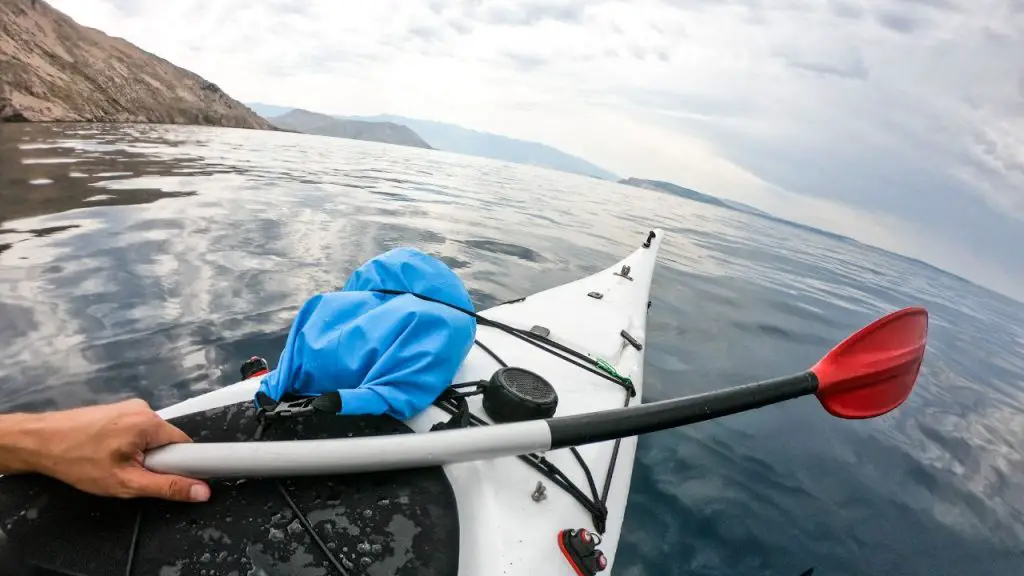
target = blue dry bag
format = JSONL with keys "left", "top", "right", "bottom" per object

{"left": 256, "top": 248, "right": 476, "bottom": 420}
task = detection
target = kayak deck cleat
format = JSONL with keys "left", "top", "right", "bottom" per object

{"left": 558, "top": 528, "right": 607, "bottom": 575}
{"left": 642, "top": 230, "right": 656, "bottom": 248}
{"left": 532, "top": 481, "right": 548, "bottom": 502}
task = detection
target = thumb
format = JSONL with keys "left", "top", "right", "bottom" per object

{"left": 120, "top": 468, "right": 211, "bottom": 503}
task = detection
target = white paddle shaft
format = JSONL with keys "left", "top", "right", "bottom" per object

{"left": 144, "top": 419, "right": 552, "bottom": 478}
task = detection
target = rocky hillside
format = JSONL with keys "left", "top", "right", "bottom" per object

{"left": 0, "top": 0, "right": 270, "bottom": 129}
{"left": 271, "top": 109, "right": 433, "bottom": 149}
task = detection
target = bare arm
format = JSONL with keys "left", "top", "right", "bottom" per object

{"left": 0, "top": 412, "right": 44, "bottom": 475}
{"left": 0, "top": 399, "right": 210, "bottom": 502}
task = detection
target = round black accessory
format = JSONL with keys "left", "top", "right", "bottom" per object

{"left": 482, "top": 367, "right": 558, "bottom": 422}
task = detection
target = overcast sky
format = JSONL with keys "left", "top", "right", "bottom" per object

{"left": 51, "top": 0, "right": 1024, "bottom": 299}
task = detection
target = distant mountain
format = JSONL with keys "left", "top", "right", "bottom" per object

{"left": 621, "top": 177, "right": 856, "bottom": 244}
{"left": 719, "top": 198, "right": 772, "bottom": 218}
{"left": 349, "top": 114, "right": 619, "bottom": 180}
{"left": 247, "top": 103, "right": 618, "bottom": 179}
{"left": 619, "top": 178, "right": 733, "bottom": 209}
{"left": 0, "top": 0, "right": 271, "bottom": 129}
{"left": 247, "top": 102, "right": 296, "bottom": 119}
{"left": 270, "top": 109, "right": 433, "bottom": 150}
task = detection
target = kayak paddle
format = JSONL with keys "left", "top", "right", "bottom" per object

{"left": 145, "top": 307, "right": 928, "bottom": 478}
{"left": 548, "top": 305, "right": 927, "bottom": 448}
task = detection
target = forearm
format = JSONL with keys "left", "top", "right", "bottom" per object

{"left": 0, "top": 413, "right": 48, "bottom": 474}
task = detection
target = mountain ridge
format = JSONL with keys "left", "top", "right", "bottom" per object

{"left": 247, "top": 103, "right": 617, "bottom": 180}
{"left": 619, "top": 177, "right": 733, "bottom": 209}
{"left": 619, "top": 177, "right": 857, "bottom": 244}
{"left": 350, "top": 114, "right": 618, "bottom": 180}
{"left": 270, "top": 109, "right": 433, "bottom": 149}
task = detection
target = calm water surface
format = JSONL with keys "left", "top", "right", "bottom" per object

{"left": 1, "top": 123, "right": 1023, "bottom": 575}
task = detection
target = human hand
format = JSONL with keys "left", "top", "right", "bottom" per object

{"left": 23, "top": 399, "right": 211, "bottom": 502}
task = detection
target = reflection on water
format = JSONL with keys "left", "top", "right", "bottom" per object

{"left": 1, "top": 123, "right": 1023, "bottom": 575}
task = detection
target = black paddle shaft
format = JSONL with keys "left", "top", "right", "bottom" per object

{"left": 547, "top": 373, "right": 820, "bottom": 449}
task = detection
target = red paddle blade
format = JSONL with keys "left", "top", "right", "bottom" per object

{"left": 811, "top": 307, "right": 928, "bottom": 419}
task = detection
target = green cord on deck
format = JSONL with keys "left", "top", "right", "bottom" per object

{"left": 596, "top": 358, "right": 632, "bottom": 387}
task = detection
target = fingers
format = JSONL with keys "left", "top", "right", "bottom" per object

{"left": 119, "top": 398, "right": 151, "bottom": 411}
{"left": 142, "top": 415, "right": 193, "bottom": 449}
{"left": 122, "top": 411, "right": 210, "bottom": 502}
{"left": 119, "top": 468, "right": 211, "bottom": 503}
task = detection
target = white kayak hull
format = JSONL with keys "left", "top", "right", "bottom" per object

{"left": 156, "top": 229, "right": 664, "bottom": 575}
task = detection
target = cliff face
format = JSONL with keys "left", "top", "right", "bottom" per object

{"left": 0, "top": 0, "right": 271, "bottom": 129}
{"left": 271, "top": 109, "right": 434, "bottom": 150}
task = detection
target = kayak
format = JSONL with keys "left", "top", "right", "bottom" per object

{"left": 0, "top": 226, "right": 933, "bottom": 576}
{"left": 0, "top": 229, "right": 664, "bottom": 575}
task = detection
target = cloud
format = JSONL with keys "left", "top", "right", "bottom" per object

{"left": 407, "top": 24, "right": 444, "bottom": 42}
{"left": 504, "top": 52, "right": 548, "bottom": 72}
{"left": 875, "top": 8, "right": 928, "bottom": 33}
{"left": 902, "top": 0, "right": 960, "bottom": 11}
{"left": 830, "top": 0, "right": 865, "bottom": 19}
{"left": 466, "top": 0, "right": 587, "bottom": 26}
{"left": 47, "top": 0, "right": 1024, "bottom": 299}
{"left": 778, "top": 49, "right": 869, "bottom": 80}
